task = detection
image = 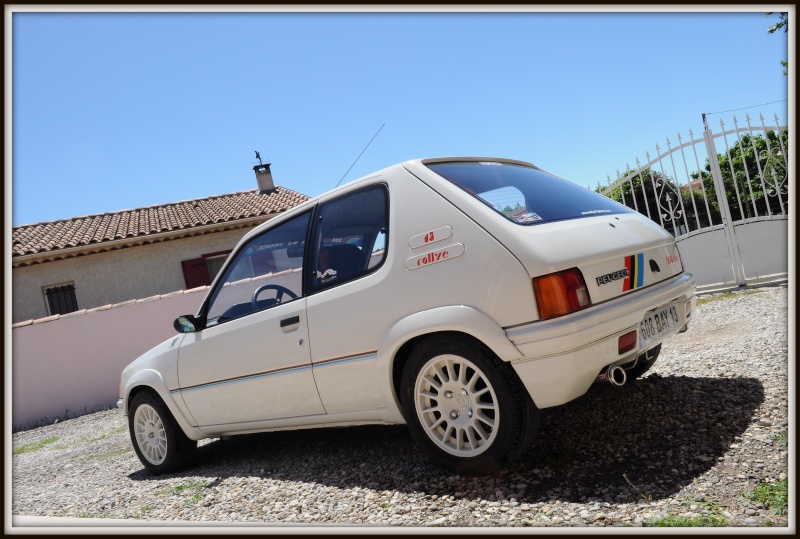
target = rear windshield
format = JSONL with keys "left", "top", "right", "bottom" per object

{"left": 427, "top": 161, "right": 632, "bottom": 225}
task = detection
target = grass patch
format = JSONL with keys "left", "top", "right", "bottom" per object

{"left": 137, "top": 505, "right": 155, "bottom": 519}
{"left": 76, "top": 510, "right": 116, "bottom": 519}
{"left": 696, "top": 289, "right": 763, "bottom": 306}
{"left": 643, "top": 514, "right": 727, "bottom": 527}
{"left": 56, "top": 426, "right": 129, "bottom": 450}
{"left": 770, "top": 431, "right": 788, "bottom": 447}
{"left": 87, "top": 448, "right": 133, "bottom": 461}
{"left": 743, "top": 480, "right": 788, "bottom": 515}
{"left": 160, "top": 479, "right": 208, "bottom": 505}
{"left": 623, "top": 473, "right": 652, "bottom": 504}
{"left": 680, "top": 496, "right": 726, "bottom": 515}
{"left": 13, "top": 436, "right": 58, "bottom": 455}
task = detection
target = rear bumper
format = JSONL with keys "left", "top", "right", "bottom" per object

{"left": 508, "top": 272, "right": 696, "bottom": 409}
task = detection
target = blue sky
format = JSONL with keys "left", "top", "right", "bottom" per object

{"left": 9, "top": 7, "right": 791, "bottom": 227}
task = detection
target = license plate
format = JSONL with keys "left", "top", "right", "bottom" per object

{"left": 639, "top": 302, "right": 681, "bottom": 349}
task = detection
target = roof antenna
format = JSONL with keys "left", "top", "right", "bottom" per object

{"left": 335, "top": 123, "right": 385, "bottom": 188}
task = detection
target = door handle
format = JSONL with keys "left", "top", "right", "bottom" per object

{"left": 280, "top": 315, "right": 300, "bottom": 328}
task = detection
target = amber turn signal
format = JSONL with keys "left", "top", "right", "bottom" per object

{"left": 533, "top": 268, "right": 592, "bottom": 320}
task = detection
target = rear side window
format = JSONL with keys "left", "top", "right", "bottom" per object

{"left": 427, "top": 161, "right": 632, "bottom": 225}
{"left": 310, "top": 184, "right": 389, "bottom": 292}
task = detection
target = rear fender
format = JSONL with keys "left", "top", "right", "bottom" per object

{"left": 376, "top": 305, "right": 524, "bottom": 416}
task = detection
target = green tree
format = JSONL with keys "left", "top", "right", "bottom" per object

{"left": 600, "top": 168, "right": 716, "bottom": 235}
{"left": 690, "top": 131, "right": 789, "bottom": 221}
{"left": 767, "top": 12, "right": 788, "bottom": 75}
{"left": 601, "top": 129, "right": 788, "bottom": 234}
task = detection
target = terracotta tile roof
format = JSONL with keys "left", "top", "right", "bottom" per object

{"left": 12, "top": 187, "right": 310, "bottom": 259}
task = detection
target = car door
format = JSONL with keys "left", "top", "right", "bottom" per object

{"left": 305, "top": 184, "right": 390, "bottom": 414}
{"left": 176, "top": 211, "right": 326, "bottom": 428}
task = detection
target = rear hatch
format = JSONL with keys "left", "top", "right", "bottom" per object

{"left": 404, "top": 158, "right": 684, "bottom": 310}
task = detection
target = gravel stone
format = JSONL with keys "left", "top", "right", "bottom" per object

{"left": 11, "top": 286, "right": 789, "bottom": 528}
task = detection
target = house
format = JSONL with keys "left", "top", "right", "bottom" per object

{"left": 11, "top": 164, "right": 310, "bottom": 324}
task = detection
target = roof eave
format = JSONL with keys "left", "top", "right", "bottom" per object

{"left": 12, "top": 214, "right": 277, "bottom": 268}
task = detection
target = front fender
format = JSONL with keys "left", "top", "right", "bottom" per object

{"left": 119, "top": 334, "right": 205, "bottom": 441}
{"left": 122, "top": 369, "right": 206, "bottom": 442}
{"left": 375, "top": 305, "right": 524, "bottom": 419}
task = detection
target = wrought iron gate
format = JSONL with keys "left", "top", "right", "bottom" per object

{"left": 598, "top": 113, "right": 789, "bottom": 291}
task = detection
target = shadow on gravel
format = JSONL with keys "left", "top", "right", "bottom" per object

{"left": 129, "top": 375, "right": 763, "bottom": 505}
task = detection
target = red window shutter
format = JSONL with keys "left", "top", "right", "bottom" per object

{"left": 181, "top": 257, "right": 211, "bottom": 289}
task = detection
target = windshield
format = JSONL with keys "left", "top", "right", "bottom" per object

{"left": 427, "top": 161, "right": 632, "bottom": 225}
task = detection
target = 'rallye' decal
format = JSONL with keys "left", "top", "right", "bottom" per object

{"left": 406, "top": 243, "right": 465, "bottom": 270}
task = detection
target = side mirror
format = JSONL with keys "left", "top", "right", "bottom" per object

{"left": 174, "top": 315, "right": 198, "bottom": 333}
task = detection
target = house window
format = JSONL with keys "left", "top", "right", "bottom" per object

{"left": 205, "top": 253, "right": 228, "bottom": 281}
{"left": 43, "top": 282, "right": 79, "bottom": 316}
{"left": 181, "top": 250, "right": 232, "bottom": 289}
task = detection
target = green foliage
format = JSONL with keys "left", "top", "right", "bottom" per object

{"left": 766, "top": 12, "right": 788, "bottom": 34}
{"left": 161, "top": 479, "right": 208, "bottom": 505}
{"left": 695, "top": 289, "right": 763, "bottom": 306}
{"left": 744, "top": 480, "right": 788, "bottom": 515}
{"left": 13, "top": 436, "right": 58, "bottom": 455}
{"left": 767, "top": 12, "right": 788, "bottom": 74}
{"left": 603, "top": 167, "right": 716, "bottom": 235}
{"left": 691, "top": 131, "right": 789, "bottom": 221}
{"left": 770, "top": 431, "right": 788, "bottom": 447}
{"left": 643, "top": 515, "right": 727, "bottom": 527}
{"left": 604, "top": 130, "right": 788, "bottom": 235}
{"left": 87, "top": 448, "right": 133, "bottom": 461}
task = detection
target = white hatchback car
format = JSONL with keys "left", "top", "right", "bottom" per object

{"left": 119, "top": 157, "right": 696, "bottom": 475}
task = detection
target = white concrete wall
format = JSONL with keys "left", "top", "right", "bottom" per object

{"left": 11, "top": 287, "right": 209, "bottom": 430}
{"left": 12, "top": 228, "right": 253, "bottom": 324}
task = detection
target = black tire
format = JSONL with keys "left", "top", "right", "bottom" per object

{"left": 128, "top": 391, "right": 197, "bottom": 475}
{"left": 399, "top": 335, "right": 539, "bottom": 475}
{"left": 625, "top": 343, "right": 662, "bottom": 381}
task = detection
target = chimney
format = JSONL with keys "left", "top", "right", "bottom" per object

{"left": 254, "top": 163, "right": 275, "bottom": 193}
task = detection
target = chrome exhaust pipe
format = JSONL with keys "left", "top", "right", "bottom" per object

{"left": 595, "top": 364, "right": 627, "bottom": 387}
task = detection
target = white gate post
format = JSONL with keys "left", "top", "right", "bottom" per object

{"left": 702, "top": 115, "right": 746, "bottom": 286}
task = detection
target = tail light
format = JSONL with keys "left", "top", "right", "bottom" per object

{"left": 618, "top": 330, "right": 638, "bottom": 355}
{"left": 533, "top": 268, "right": 592, "bottom": 320}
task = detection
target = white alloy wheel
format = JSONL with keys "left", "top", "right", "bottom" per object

{"left": 133, "top": 403, "right": 168, "bottom": 465}
{"left": 414, "top": 354, "right": 499, "bottom": 457}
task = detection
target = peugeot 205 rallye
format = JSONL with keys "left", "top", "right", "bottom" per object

{"left": 119, "top": 157, "right": 696, "bottom": 475}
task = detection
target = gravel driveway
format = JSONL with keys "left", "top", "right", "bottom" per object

{"left": 11, "top": 285, "right": 790, "bottom": 529}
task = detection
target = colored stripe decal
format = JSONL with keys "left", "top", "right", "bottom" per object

{"left": 623, "top": 255, "right": 633, "bottom": 291}
{"left": 622, "top": 253, "right": 645, "bottom": 291}
{"left": 636, "top": 253, "right": 645, "bottom": 288}
{"left": 172, "top": 351, "right": 378, "bottom": 393}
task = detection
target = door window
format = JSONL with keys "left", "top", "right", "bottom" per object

{"left": 205, "top": 212, "right": 311, "bottom": 327}
{"left": 311, "top": 185, "right": 389, "bottom": 292}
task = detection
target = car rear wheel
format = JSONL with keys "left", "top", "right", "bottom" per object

{"left": 129, "top": 391, "right": 196, "bottom": 475}
{"left": 400, "top": 335, "right": 539, "bottom": 475}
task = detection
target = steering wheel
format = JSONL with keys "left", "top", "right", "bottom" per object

{"left": 251, "top": 284, "right": 298, "bottom": 309}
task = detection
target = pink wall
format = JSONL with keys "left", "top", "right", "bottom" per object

{"left": 11, "top": 287, "right": 208, "bottom": 430}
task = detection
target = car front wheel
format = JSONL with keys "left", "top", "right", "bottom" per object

{"left": 129, "top": 391, "right": 196, "bottom": 475}
{"left": 400, "top": 335, "right": 539, "bottom": 475}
